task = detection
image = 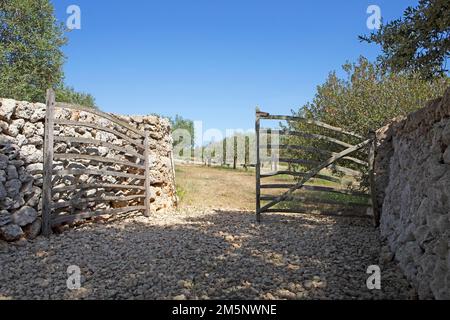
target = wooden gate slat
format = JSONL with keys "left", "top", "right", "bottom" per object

{"left": 42, "top": 89, "right": 55, "bottom": 237}
{"left": 258, "top": 114, "right": 364, "bottom": 139}
{"left": 55, "top": 102, "right": 145, "bottom": 137}
{"left": 260, "top": 195, "right": 371, "bottom": 207}
{"left": 55, "top": 136, "right": 145, "bottom": 159}
{"left": 54, "top": 153, "right": 145, "bottom": 170}
{"left": 144, "top": 131, "right": 151, "bottom": 217}
{"left": 260, "top": 184, "right": 370, "bottom": 197}
{"left": 53, "top": 183, "right": 145, "bottom": 193}
{"left": 53, "top": 169, "right": 145, "bottom": 180}
{"left": 51, "top": 206, "right": 146, "bottom": 226}
{"left": 266, "top": 145, "right": 369, "bottom": 167}
{"left": 53, "top": 195, "right": 145, "bottom": 210}
{"left": 268, "top": 130, "right": 355, "bottom": 149}
{"left": 263, "top": 209, "right": 370, "bottom": 218}
{"left": 55, "top": 120, "right": 144, "bottom": 149}
{"left": 256, "top": 112, "right": 262, "bottom": 222}
{"left": 260, "top": 171, "right": 342, "bottom": 184}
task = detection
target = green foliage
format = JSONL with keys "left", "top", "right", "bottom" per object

{"left": 0, "top": 0, "right": 66, "bottom": 102}
{"left": 55, "top": 85, "right": 97, "bottom": 108}
{"left": 0, "top": 0, "right": 96, "bottom": 105}
{"left": 307, "top": 57, "right": 449, "bottom": 135}
{"left": 284, "top": 57, "right": 449, "bottom": 191}
{"left": 360, "top": 0, "right": 450, "bottom": 79}
{"left": 170, "top": 115, "right": 195, "bottom": 157}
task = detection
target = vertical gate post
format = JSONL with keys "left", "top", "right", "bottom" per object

{"left": 233, "top": 136, "right": 238, "bottom": 170}
{"left": 169, "top": 150, "right": 177, "bottom": 207}
{"left": 255, "top": 111, "right": 262, "bottom": 222}
{"left": 368, "top": 131, "right": 380, "bottom": 227}
{"left": 144, "top": 130, "right": 151, "bottom": 217}
{"left": 222, "top": 140, "right": 227, "bottom": 166}
{"left": 42, "top": 89, "right": 55, "bottom": 236}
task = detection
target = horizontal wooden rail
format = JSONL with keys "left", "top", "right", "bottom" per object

{"left": 53, "top": 169, "right": 146, "bottom": 180}
{"left": 331, "top": 165, "right": 362, "bottom": 177}
{"left": 269, "top": 145, "right": 368, "bottom": 166}
{"left": 260, "top": 184, "right": 370, "bottom": 197}
{"left": 260, "top": 171, "right": 342, "bottom": 184}
{"left": 55, "top": 136, "right": 144, "bottom": 159}
{"left": 55, "top": 120, "right": 144, "bottom": 150}
{"left": 53, "top": 195, "right": 145, "bottom": 210}
{"left": 53, "top": 183, "right": 145, "bottom": 193}
{"left": 54, "top": 153, "right": 145, "bottom": 170}
{"left": 342, "top": 157, "right": 368, "bottom": 167}
{"left": 260, "top": 195, "right": 371, "bottom": 207}
{"left": 278, "top": 158, "right": 319, "bottom": 167}
{"left": 258, "top": 114, "right": 363, "bottom": 139}
{"left": 55, "top": 102, "right": 145, "bottom": 137}
{"left": 267, "top": 130, "right": 354, "bottom": 149}
{"left": 277, "top": 158, "right": 362, "bottom": 177}
{"left": 51, "top": 206, "right": 146, "bottom": 226}
{"left": 263, "top": 208, "right": 371, "bottom": 218}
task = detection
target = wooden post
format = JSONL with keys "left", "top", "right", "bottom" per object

{"left": 222, "top": 139, "right": 227, "bottom": 167}
{"left": 169, "top": 150, "right": 177, "bottom": 207}
{"left": 233, "top": 136, "right": 238, "bottom": 170}
{"left": 144, "top": 130, "right": 151, "bottom": 217}
{"left": 368, "top": 131, "right": 380, "bottom": 227}
{"left": 201, "top": 147, "right": 204, "bottom": 164}
{"left": 244, "top": 136, "right": 249, "bottom": 171}
{"left": 256, "top": 111, "right": 262, "bottom": 223}
{"left": 42, "top": 89, "right": 55, "bottom": 236}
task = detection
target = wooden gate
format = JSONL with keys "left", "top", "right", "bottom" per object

{"left": 255, "top": 111, "right": 380, "bottom": 226}
{"left": 42, "top": 89, "right": 152, "bottom": 236}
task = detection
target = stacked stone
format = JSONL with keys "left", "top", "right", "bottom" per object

{"left": 0, "top": 99, "right": 45, "bottom": 241}
{"left": 376, "top": 88, "right": 450, "bottom": 300}
{"left": 1, "top": 98, "right": 177, "bottom": 244}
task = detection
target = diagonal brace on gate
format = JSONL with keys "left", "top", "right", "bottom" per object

{"left": 259, "top": 139, "right": 372, "bottom": 213}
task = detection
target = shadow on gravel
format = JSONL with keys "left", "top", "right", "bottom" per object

{"left": 0, "top": 210, "right": 413, "bottom": 300}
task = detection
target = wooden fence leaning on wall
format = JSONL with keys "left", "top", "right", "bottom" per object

{"left": 42, "top": 89, "right": 152, "bottom": 236}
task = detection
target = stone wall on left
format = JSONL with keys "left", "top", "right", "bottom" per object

{"left": 0, "top": 98, "right": 177, "bottom": 243}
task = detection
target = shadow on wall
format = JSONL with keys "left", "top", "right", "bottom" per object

{"left": 0, "top": 210, "right": 412, "bottom": 300}
{"left": 376, "top": 87, "right": 450, "bottom": 300}
{"left": 0, "top": 140, "right": 43, "bottom": 242}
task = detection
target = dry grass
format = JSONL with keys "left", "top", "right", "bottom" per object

{"left": 174, "top": 165, "right": 369, "bottom": 216}
{"left": 175, "top": 165, "right": 257, "bottom": 210}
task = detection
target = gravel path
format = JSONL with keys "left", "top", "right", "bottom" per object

{"left": 0, "top": 209, "right": 413, "bottom": 300}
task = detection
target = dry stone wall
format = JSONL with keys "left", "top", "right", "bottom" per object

{"left": 375, "top": 88, "right": 450, "bottom": 300}
{"left": 0, "top": 98, "right": 177, "bottom": 243}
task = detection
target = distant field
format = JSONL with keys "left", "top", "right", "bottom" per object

{"left": 175, "top": 165, "right": 370, "bottom": 215}
{"left": 175, "top": 165, "right": 256, "bottom": 210}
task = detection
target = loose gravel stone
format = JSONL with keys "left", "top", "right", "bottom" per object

{"left": 0, "top": 209, "right": 413, "bottom": 300}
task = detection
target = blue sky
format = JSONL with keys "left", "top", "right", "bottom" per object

{"left": 52, "top": 0, "right": 417, "bottom": 134}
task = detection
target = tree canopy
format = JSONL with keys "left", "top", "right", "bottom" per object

{"left": 55, "top": 85, "right": 96, "bottom": 108}
{"left": 300, "top": 57, "right": 449, "bottom": 136}
{"left": 170, "top": 115, "right": 195, "bottom": 152}
{"left": 360, "top": 0, "right": 450, "bottom": 79}
{"left": 0, "top": 0, "right": 96, "bottom": 106}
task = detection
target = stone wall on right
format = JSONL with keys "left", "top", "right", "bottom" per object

{"left": 375, "top": 88, "right": 450, "bottom": 300}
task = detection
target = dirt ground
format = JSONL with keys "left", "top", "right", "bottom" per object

{"left": 0, "top": 209, "right": 413, "bottom": 300}
{"left": 175, "top": 164, "right": 369, "bottom": 216}
{"left": 0, "top": 164, "right": 413, "bottom": 300}
{"left": 175, "top": 165, "right": 257, "bottom": 210}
